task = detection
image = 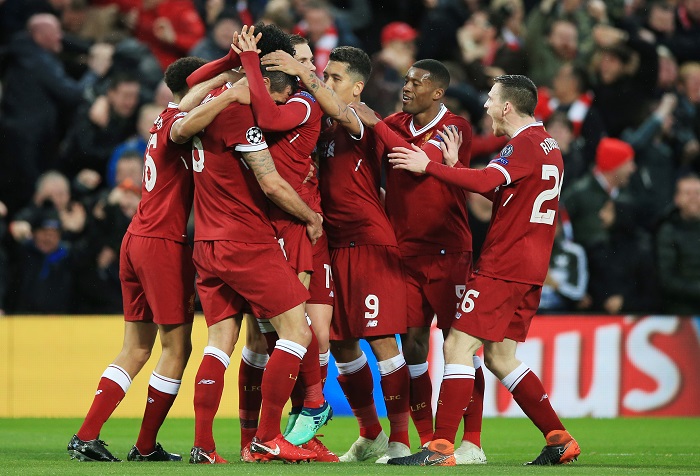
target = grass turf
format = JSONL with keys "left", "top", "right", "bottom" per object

{"left": 0, "top": 417, "right": 698, "bottom": 475}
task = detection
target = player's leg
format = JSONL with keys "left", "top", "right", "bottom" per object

{"left": 455, "top": 353, "right": 487, "bottom": 464}
{"left": 401, "top": 325, "right": 433, "bottom": 446}
{"left": 485, "top": 338, "right": 580, "bottom": 465}
{"left": 331, "top": 338, "right": 388, "bottom": 462}
{"left": 190, "top": 315, "right": 242, "bottom": 464}
{"left": 128, "top": 322, "right": 193, "bottom": 462}
{"left": 69, "top": 322, "right": 158, "bottom": 462}
{"left": 238, "top": 313, "right": 268, "bottom": 461}
{"left": 250, "top": 304, "right": 317, "bottom": 462}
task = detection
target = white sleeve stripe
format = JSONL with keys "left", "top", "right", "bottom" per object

{"left": 235, "top": 142, "right": 268, "bottom": 152}
{"left": 348, "top": 107, "right": 364, "bottom": 141}
{"left": 487, "top": 163, "right": 511, "bottom": 185}
{"left": 168, "top": 117, "right": 183, "bottom": 143}
{"left": 288, "top": 97, "right": 312, "bottom": 125}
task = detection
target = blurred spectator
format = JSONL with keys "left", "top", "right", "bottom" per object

{"left": 457, "top": 8, "right": 527, "bottom": 92}
{"left": 60, "top": 0, "right": 125, "bottom": 42}
{"left": 9, "top": 171, "right": 87, "bottom": 244}
{"left": 293, "top": 0, "right": 360, "bottom": 74}
{"left": 0, "top": 201, "right": 8, "bottom": 315}
{"left": 105, "top": 102, "right": 160, "bottom": 187}
{"left": 539, "top": 220, "right": 588, "bottom": 313}
{"left": 673, "top": 61, "right": 700, "bottom": 172}
{"left": 0, "top": 0, "right": 69, "bottom": 44}
{"left": 363, "top": 21, "right": 417, "bottom": 118}
{"left": 131, "top": 0, "right": 206, "bottom": 72}
{"left": 190, "top": 9, "right": 242, "bottom": 61}
{"left": 534, "top": 62, "right": 605, "bottom": 163}
{"left": 656, "top": 173, "right": 700, "bottom": 314}
{"left": 590, "top": 24, "right": 659, "bottom": 138}
{"left": 545, "top": 111, "right": 587, "bottom": 188}
{"left": 13, "top": 203, "right": 75, "bottom": 314}
{"left": 0, "top": 13, "right": 111, "bottom": 215}
{"left": 525, "top": 17, "right": 581, "bottom": 88}
{"left": 73, "top": 172, "right": 141, "bottom": 314}
{"left": 622, "top": 93, "right": 678, "bottom": 229}
{"left": 416, "top": 0, "right": 473, "bottom": 61}
{"left": 563, "top": 138, "right": 659, "bottom": 314}
{"left": 60, "top": 72, "right": 141, "bottom": 179}
{"left": 656, "top": 45, "right": 679, "bottom": 94}
{"left": 662, "top": 0, "right": 700, "bottom": 63}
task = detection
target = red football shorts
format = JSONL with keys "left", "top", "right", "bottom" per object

{"left": 193, "top": 240, "right": 310, "bottom": 327}
{"left": 451, "top": 273, "right": 542, "bottom": 342}
{"left": 120, "top": 232, "right": 195, "bottom": 325}
{"left": 271, "top": 211, "right": 314, "bottom": 275}
{"left": 329, "top": 244, "right": 407, "bottom": 340}
{"left": 404, "top": 252, "right": 472, "bottom": 329}
{"left": 308, "top": 233, "right": 334, "bottom": 306}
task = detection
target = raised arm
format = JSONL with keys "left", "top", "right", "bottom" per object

{"left": 262, "top": 51, "right": 363, "bottom": 136}
{"left": 186, "top": 46, "right": 242, "bottom": 88}
{"left": 178, "top": 71, "right": 239, "bottom": 112}
{"left": 171, "top": 88, "right": 242, "bottom": 143}
{"left": 241, "top": 148, "right": 323, "bottom": 243}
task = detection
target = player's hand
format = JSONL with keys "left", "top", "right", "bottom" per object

{"left": 306, "top": 213, "right": 323, "bottom": 245}
{"left": 222, "top": 84, "right": 251, "bottom": 104}
{"left": 232, "top": 24, "right": 262, "bottom": 55}
{"left": 388, "top": 144, "right": 430, "bottom": 174}
{"left": 438, "top": 124, "right": 462, "bottom": 167}
{"left": 349, "top": 102, "right": 379, "bottom": 127}
{"left": 261, "top": 50, "right": 303, "bottom": 76}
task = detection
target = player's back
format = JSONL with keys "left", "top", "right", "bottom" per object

{"left": 192, "top": 100, "right": 277, "bottom": 243}
{"left": 318, "top": 117, "right": 397, "bottom": 248}
{"left": 128, "top": 103, "right": 193, "bottom": 243}
{"left": 266, "top": 91, "right": 322, "bottom": 192}
{"left": 477, "top": 123, "right": 564, "bottom": 285}
{"left": 384, "top": 105, "right": 473, "bottom": 256}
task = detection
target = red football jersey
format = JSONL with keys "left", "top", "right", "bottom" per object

{"left": 318, "top": 115, "right": 397, "bottom": 248}
{"left": 476, "top": 122, "right": 564, "bottom": 285}
{"left": 128, "top": 103, "right": 193, "bottom": 243}
{"left": 383, "top": 104, "right": 473, "bottom": 256}
{"left": 192, "top": 100, "right": 277, "bottom": 243}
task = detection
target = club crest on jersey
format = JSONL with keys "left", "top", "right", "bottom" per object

{"left": 500, "top": 144, "right": 513, "bottom": 157}
{"left": 246, "top": 127, "right": 264, "bottom": 145}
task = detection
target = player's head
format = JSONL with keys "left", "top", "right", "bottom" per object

{"left": 485, "top": 74, "right": 537, "bottom": 136}
{"left": 256, "top": 22, "right": 295, "bottom": 58}
{"left": 402, "top": 59, "right": 450, "bottom": 115}
{"left": 324, "top": 46, "right": 371, "bottom": 104}
{"left": 290, "top": 34, "right": 315, "bottom": 72}
{"left": 164, "top": 56, "right": 207, "bottom": 99}
{"left": 261, "top": 68, "right": 298, "bottom": 103}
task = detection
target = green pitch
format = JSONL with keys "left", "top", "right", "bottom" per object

{"left": 1, "top": 417, "right": 699, "bottom": 475}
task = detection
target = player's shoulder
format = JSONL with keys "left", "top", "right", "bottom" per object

{"left": 149, "top": 104, "right": 181, "bottom": 134}
{"left": 384, "top": 111, "right": 409, "bottom": 126}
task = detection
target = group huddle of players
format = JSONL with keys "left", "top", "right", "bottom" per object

{"left": 67, "top": 23, "right": 581, "bottom": 467}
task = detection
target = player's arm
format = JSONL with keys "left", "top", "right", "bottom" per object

{"left": 262, "top": 51, "right": 363, "bottom": 136}
{"left": 186, "top": 35, "right": 243, "bottom": 88}
{"left": 352, "top": 102, "right": 445, "bottom": 163}
{"left": 236, "top": 31, "right": 308, "bottom": 131}
{"left": 171, "top": 87, "right": 242, "bottom": 143}
{"left": 242, "top": 148, "right": 323, "bottom": 243}
{"left": 388, "top": 145, "right": 505, "bottom": 194}
{"left": 178, "top": 70, "right": 241, "bottom": 112}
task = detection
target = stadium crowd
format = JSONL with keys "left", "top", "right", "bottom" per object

{"left": 1, "top": 0, "right": 699, "bottom": 317}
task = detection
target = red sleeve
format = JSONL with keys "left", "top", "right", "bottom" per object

{"left": 240, "top": 51, "right": 309, "bottom": 131}
{"left": 374, "top": 121, "right": 443, "bottom": 162}
{"left": 186, "top": 48, "right": 241, "bottom": 87}
{"left": 424, "top": 161, "right": 505, "bottom": 194}
{"left": 171, "top": 6, "right": 205, "bottom": 53}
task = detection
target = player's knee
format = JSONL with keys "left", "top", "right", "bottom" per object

{"left": 126, "top": 346, "right": 152, "bottom": 367}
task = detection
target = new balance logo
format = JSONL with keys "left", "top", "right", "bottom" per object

{"left": 540, "top": 393, "right": 549, "bottom": 402}
{"left": 95, "top": 390, "right": 102, "bottom": 396}
{"left": 455, "top": 312, "right": 462, "bottom": 320}
{"left": 197, "top": 379, "right": 216, "bottom": 385}
{"left": 147, "top": 397, "right": 154, "bottom": 403}
{"left": 366, "top": 320, "right": 378, "bottom": 327}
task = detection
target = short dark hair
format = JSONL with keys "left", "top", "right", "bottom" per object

{"left": 164, "top": 56, "right": 207, "bottom": 96}
{"left": 328, "top": 46, "right": 372, "bottom": 82}
{"left": 493, "top": 74, "right": 538, "bottom": 116}
{"left": 262, "top": 68, "right": 298, "bottom": 95}
{"left": 289, "top": 34, "right": 308, "bottom": 46}
{"left": 256, "top": 22, "right": 295, "bottom": 57}
{"left": 411, "top": 59, "right": 450, "bottom": 89}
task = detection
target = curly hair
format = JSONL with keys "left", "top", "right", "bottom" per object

{"left": 164, "top": 56, "right": 208, "bottom": 97}
{"left": 255, "top": 22, "right": 295, "bottom": 57}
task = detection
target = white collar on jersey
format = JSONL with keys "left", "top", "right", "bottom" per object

{"left": 511, "top": 121, "right": 543, "bottom": 138}
{"left": 167, "top": 102, "right": 178, "bottom": 109}
{"left": 410, "top": 103, "right": 448, "bottom": 137}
